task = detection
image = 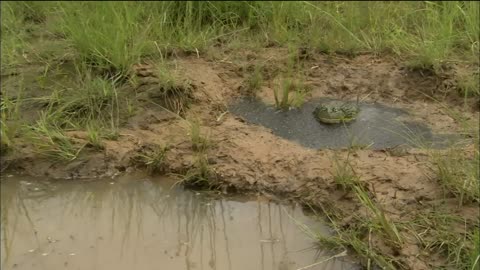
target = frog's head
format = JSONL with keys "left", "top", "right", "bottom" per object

{"left": 313, "top": 100, "right": 360, "bottom": 124}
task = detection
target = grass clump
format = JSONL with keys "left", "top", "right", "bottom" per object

{"left": 27, "top": 113, "right": 84, "bottom": 161}
{"left": 133, "top": 144, "right": 169, "bottom": 175}
{"left": 148, "top": 62, "right": 194, "bottom": 115}
{"left": 426, "top": 105, "right": 479, "bottom": 206}
{"left": 188, "top": 118, "right": 210, "bottom": 152}
{"left": 0, "top": 98, "right": 14, "bottom": 151}
{"left": 182, "top": 154, "right": 214, "bottom": 188}
{"left": 0, "top": 80, "right": 25, "bottom": 154}
{"left": 132, "top": 61, "right": 193, "bottom": 115}
{"left": 318, "top": 227, "right": 399, "bottom": 270}
{"left": 45, "top": 68, "right": 121, "bottom": 129}
{"left": 292, "top": 205, "right": 400, "bottom": 270}
{"left": 85, "top": 122, "right": 104, "bottom": 150}
{"left": 430, "top": 146, "right": 479, "bottom": 206}
{"left": 331, "top": 154, "right": 404, "bottom": 248}
{"left": 332, "top": 154, "right": 358, "bottom": 190}
{"left": 154, "top": 63, "right": 187, "bottom": 90}
{"left": 273, "top": 47, "right": 310, "bottom": 110}
{"left": 352, "top": 183, "right": 403, "bottom": 248}
{"left": 0, "top": 117, "right": 10, "bottom": 154}
{"left": 241, "top": 64, "right": 264, "bottom": 95}
{"left": 273, "top": 77, "right": 308, "bottom": 110}
{"left": 457, "top": 72, "right": 480, "bottom": 100}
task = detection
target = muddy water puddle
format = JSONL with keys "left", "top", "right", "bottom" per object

{"left": 1, "top": 175, "right": 359, "bottom": 270}
{"left": 229, "top": 98, "right": 458, "bottom": 150}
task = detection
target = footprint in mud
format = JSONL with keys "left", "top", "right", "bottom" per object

{"left": 228, "top": 97, "right": 460, "bottom": 150}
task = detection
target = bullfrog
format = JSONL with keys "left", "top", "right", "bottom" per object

{"left": 313, "top": 99, "right": 360, "bottom": 124}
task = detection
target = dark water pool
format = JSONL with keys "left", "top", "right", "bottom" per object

{"left": 229, "top": 97, "right": 459, "bottom": 150}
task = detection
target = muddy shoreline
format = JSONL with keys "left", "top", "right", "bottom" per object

{"left": 2, "top": 50, "right": 479, "bottom": 270}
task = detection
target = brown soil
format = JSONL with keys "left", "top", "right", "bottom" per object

{"left": 2, "top": 47, "right": 479, "bottom": 270}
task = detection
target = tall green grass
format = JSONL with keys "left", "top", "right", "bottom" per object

{"left": 292, "top": 203, "right": 400, "bottom": 269}
{"left": 57, "top": 2, "right": 152, "bottom": 75}
{"left": 409, "top": 212, "right": 480, "bottom": 270}
{"left": 431, "top": 146, "right": 479, "bottom": 205}
{"left": 54, "top": 1, "right": 261, "bottom": 74}
{"left": 331, "top": 153, "right": 404, "bottom": 248}
{"left": 1, "top": 2, "right": 28, "bottom": 68}
{"left": 0, "top": 78, "right": 25, "bottom": 153}
{"left": 4, "top": 1, "right": 476, "bottom": 74}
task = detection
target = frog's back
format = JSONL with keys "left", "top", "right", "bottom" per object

{"left": 313, "top": 100, "right": 360, "bottom": 124}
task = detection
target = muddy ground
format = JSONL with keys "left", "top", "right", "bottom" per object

{"left": 1, "top": 46, "right": 479, "bottom": 270}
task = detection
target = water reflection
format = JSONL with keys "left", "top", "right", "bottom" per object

{"left": 1, "top": 174, "right": 359, "bottom": 270}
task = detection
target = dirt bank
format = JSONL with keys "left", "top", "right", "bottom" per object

{"left": 2, "top": 48, "right": 479, "bottom": 270}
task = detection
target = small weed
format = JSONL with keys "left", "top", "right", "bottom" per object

{"left": 188, "top": 119, "right": 210, "bottom": 152}
{"left": 154, "top": 63, "right": 185, "bottom": 91}
{"left": 273, "top": 77, "right": 307, "bottom": 110}
{"left": 457, "top": 72, "right": 480, "bottom": 101}
{"left": 125, "top": 98, "right": 136, "bottom": 118}
{"left": 151, "top": 63, "right": 193, "bottom": 115}
{"left": 183, "top": 154, "right": 213, "bottom": 188}
{"left": 0, "top": 118, "right": 11, "bottom": 155}
{"left": 404, "top": 55, "right": 439, "bottom": 74}
{"left": 242, "top": 65, "right": 263, "bottom": 95}
{"left": 133, "top": 144, "right": 169, "bottom": 175}
{"left": 274, "top": 50, "right": 310, "bottom": 110}
{"left": 331, "top": 154, "right": 358, "bottom": 190}
{"left": 102, "top": 129, "right": 120, "bottom": 141}
{"left": 273, "top": 78, "right": 291, "bottom": 110}
{"left": 86, "top": 123, "right": 104, "bottom": 150}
